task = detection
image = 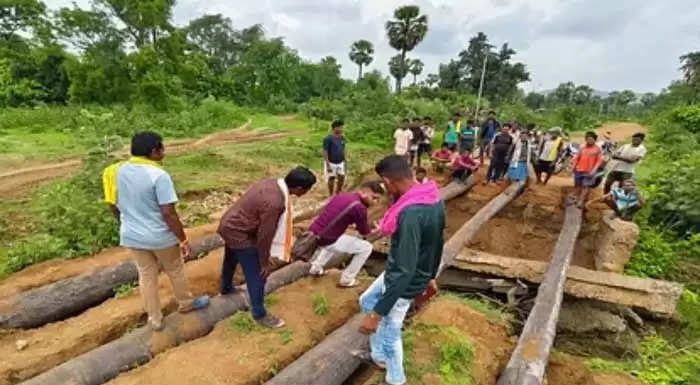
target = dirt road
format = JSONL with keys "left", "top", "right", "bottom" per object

{"left": 570, "top": 122, "right": 647, "bottom": 143}
{"left": 0, "top": 120, "right": 303, "bottom": 198}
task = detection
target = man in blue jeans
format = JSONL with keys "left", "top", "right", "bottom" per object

{"left": 355, "top": 155, "right": 446, "bottom": 385}
{"left": 217, "top": 167, "right": 316, "bottom": 328}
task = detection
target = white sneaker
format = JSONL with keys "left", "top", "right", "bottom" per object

{"left": 309, "top": 266, "right": 326, "bottom": 277}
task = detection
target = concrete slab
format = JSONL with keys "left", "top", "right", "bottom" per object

{"left": 454, "top": 249, "right": 683, "bottom": 317}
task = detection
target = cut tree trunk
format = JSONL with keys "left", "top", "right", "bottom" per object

{"left": 0, "top": 236, "right": 224, "bottom": 330}
{"left": 265, "top": 181, "right": 526, "bottom": 385}
{"left": 20, "top": 261, "right": 311, "bottom": 385}
{"left": 496, "top": 196, "right": 582, "bottom": 385}
{"left": 1, "top": 202, "right": 325, "bottom": 330}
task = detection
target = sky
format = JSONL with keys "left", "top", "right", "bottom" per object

{"left": 44, "top": 0, "right": 700, "bottom": 93}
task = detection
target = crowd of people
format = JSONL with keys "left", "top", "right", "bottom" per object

{"left": 102, "top": 112, "right": 647, "bottom": 385}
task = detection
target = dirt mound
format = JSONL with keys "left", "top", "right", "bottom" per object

{"left": 0, "top": 250, "right": 230, "bottom": 385}
{"left": 0, "top": 223, "right": 219, "bottom": 300}
{"left": 107, "top": 271, "right": 368, "bottom": 385}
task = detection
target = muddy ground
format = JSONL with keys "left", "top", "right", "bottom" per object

{"left": 106, "top": 271, "right": 369, "bottom": 385}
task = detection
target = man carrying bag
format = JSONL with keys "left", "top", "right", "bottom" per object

{"left": 293, "top": 181, "right": 385, "bottom": 288}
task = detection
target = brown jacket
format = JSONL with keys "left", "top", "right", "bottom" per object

{"left": 218, "top": 179, "right": 284, "bottom": 266}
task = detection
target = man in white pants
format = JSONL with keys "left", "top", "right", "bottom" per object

{"left": 309, "top": 181, "right": 385, "bottom": 287}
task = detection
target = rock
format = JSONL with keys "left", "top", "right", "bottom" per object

{"left": 557, "top": 301, "right": 627, "bottom": 334}
{"left": 594, "top": 212, "right": 640, "bottom": 273}
{"left": 16, "top": 339, "right": 28, "bottom": 351}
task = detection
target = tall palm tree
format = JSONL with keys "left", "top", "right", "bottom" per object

{"left": 348, "top": 39, "right": 374, "bottom": 81}
{"left": 680, "top": 51, "right": 700, "bottom": 85}
{"left": 385, "top": 5, "right": 428, "bottom": 92}
{"left": 408, "top": 58, "right": 424, "bottom": 85}
{"left": 388, "top": 55, "right": 409, "bottom": 92}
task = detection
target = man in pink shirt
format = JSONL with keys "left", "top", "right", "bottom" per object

{"left": 450, "top": 148, "right": 480, "bottom": 184}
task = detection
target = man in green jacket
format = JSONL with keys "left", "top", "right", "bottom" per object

{"left": 355, "top": 155, "right": 446, "bottom": 385}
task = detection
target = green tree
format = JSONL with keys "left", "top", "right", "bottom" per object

{"left": 408, "top": 58, "right": 423, "bottom": 85}
{"left": 425, "top": 73, "right": 438, "bottom": 88}
{"left": 385, "top": 5, "right": 428, "bottom": 92}
{"left": 388, "top": 54, "right": 409, "bottom": 92}
{"left": 348, "top": 39, "right": 373, "bottom": 81}
{"left": 680, "top": 51, "right": 700, "bottom": 101}
{"left": 524, "top": 92, "right": 545, "bottom": 110}
{"left": 0, "top": 0, "right": 46, "bottom": 41}
{"left": 185, "top": 14, "right": 240, "bottom": 74}
{"left": 54, "top": 6, "right": 118, "bottom": 50}
{"left": 573, "top": 84, "right": 593, "bottom": 105}
{"left": 95, "top": 0, "right": 175, "bottom": 48}
{"left": 551, "top": 81, "right": 575, "bottom": 105}
{"left": 640, "top": 92, "right": 657, "bottom": 108}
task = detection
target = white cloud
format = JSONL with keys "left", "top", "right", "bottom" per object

{"left": 44, "top": 0, "right": 700, "bottom": 92}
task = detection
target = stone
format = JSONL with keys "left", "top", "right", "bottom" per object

{"left": 16, "top": 339, "right": 28, "bottom": 351}
{"left": 558, "top": 301, "right": 627, "bottom": 334}
{"left": 595, "top": 212, "right": 640, "bottom": 273}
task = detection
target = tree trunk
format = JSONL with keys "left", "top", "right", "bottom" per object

{"left": 0, "top": 236, "right": 224, "bottom": 330}
{"left": 358, "top": 64, "right": 363, "bottom": 81}
{"left": 265, "top": 181, "right": 526, "bottom": 385}
{"left": 1, "top": 201, "right": 326, "bottom": 330}
{"left": 496, "top": 196, "right": 582, "bottom": 385}
{"left": 20, "top": 261, "right": 311, "bottom": 385}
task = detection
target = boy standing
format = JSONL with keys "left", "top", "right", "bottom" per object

{"left": 572, "top": 131, "right": 603, "bottom": 208}
{"left": 323, "top": 120, "right": 346, "bottom": 196}
{"left": 604, "top": 133, "right": 646, "bottom": 194}
{"left": 459, "top": 119, "right": 477, "bottom": 153}
{"left": 444, "top": 113, "right": 460, "bottom": 151}
{"left": 417, "top": 116, "right": 434, "bottom": 168}
{"left": 486, "top": 125, "right": 514, "bottom": 184}
{"left": 535, "top": 127, "right": 564, "bottom": 185}
{"left": 479, "top": 110, "right": 501, "bottom": 163}
{"left": 409, "top": 118, "right": 424, "bottom": 166}
{"left": 394, "top": 122, "right": 414, "bottom": 159}
{"left": 103, "top": 131, "right": 210, "bottom": 331}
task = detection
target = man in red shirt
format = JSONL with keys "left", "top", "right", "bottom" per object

{"left": 572, "top": 131, "right": 603, "bottom": 208}
{"left": 450, "top": 148, "right": 480, "bottom": 184}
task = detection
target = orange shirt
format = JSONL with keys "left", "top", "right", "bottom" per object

{"left": 573, "top": 144, "right": 602, "bottom": 174}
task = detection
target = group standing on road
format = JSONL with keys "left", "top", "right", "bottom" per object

{"left": 101, "top": 110, "right": 647, "bottom": 385}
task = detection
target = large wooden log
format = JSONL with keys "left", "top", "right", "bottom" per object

{"left": 496, "top": 196, "right": 582, "bottom": 385}
{"left": 20, "top": 261, "right": 311, "bottom": 385}
{"left": 1, "top": 202, "right": 325, "bottom": 330}
{"left": 0, "top": 236, "right": 224, "bottom": 330}
{"left": 454, "top": 249, "right": 683, "bottom": 317}
{"left": 265, "top": 181, "right": 526, "bottom": 385}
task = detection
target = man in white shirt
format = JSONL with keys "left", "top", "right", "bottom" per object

{"left": 604, "top": 132, "right": 647, "bottom": 194}
{"left": 394, "top": 122, "right": 413, "bottom": 159}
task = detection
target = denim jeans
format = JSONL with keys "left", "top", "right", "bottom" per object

{"left": 221, "top": 247, "right": 266, "bottom": 319}
{"left": 359, "top": 273, "right": 412, "bottom": 385}
{"left": 487, "top": 155, "right": 508, "bottom": 182}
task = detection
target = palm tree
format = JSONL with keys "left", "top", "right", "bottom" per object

{"left": 348, "top": 40, "right": 374, "bottom": 81}
{"left": 388, "top": 55, "right": 409, "bottom": 92}
{"left": 408, "top": 58, "right": 423, "bottom": 85}
{"left": 385, "top": 5, "right": 428, "bottom": 92}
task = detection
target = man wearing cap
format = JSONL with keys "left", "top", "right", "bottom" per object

{"left": 535, "top": 127, "right": 564, "bottom": 185}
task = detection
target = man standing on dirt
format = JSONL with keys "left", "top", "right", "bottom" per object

{"left": 309, "top": 181, "right": 385, "bottom": 287}
{"left": 409, "top": 118, "right": 424, "bottom": 167}
{"left": 218, "top": 167, "right": 317, "bottom": 328}
{"left": 417, "top": 116, "right": 434, "bottom": 168}
{"left": 572, "top": 131, "right": 603, "bottom": 209}
{"left": 603, "top": 133, "right": 646, "bottom": 194}
{"left": 394, "top": 121, "right": 414, "bottom": 159}
{"left": 479, "top": 110, "right": 501, "bottom": 163}
{"left": 535, "top": 127, "right": 564, "bottom": 185}
{"left": 444, "top": 113, "right": 460, "bottom": 151}
{"left": 323, "top": 120, "right": 346, "bottom": 196}
{"left": 485, "top": 124, "right": 514, "bottom": 184}
{"left": 102, "top": 131, "right": 210, "bottom": 331}
{"left": 355, "top": 155, "right": 445, "bottom": 385}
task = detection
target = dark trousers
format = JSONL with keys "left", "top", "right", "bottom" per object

{"left": 221, "top": 247, "right": 266, "bottom": 319}
{"left": 487, "top": 155, "right": 508, "bottom": 182}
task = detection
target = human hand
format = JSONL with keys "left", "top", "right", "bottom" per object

{"left": 358, "top": 312, "right": 381, "bottom": 335}
{"left": 179, "top": 241, "right": 192, "bottom": 260}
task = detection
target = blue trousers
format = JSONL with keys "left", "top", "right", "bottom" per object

{"left": 221, "top": 247, "right": 266, "bottom": 319}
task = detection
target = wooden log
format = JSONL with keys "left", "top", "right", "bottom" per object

{"left": 454, "top": 249, "right": 683, "bottom": 317}
{"left": 496, "top": 196, "right": 582, "bottom": 385}
{"left": 20, "top": 261, "right": 311, "bottom": 385}
{"left": 0, "top": 236, "right": 224, "bottom": 330}
{"left": 265, "top": 181, "right": 526, "bottom": 385}
{"left": 1, "top": 201, "right": 326, "bottom": 330}
{"left": 440, "top": 177, "right": 476, "bottom": 201}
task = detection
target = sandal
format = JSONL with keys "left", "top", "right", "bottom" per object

{"left": 338, "top": 279, "right": 360, "bottom": 288}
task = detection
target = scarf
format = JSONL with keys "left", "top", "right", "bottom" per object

{"left": 380, "top": 181, "right": 441, "bottom": 236}
{"left": 510, "top": 139, "right": 531, "bottom": 168}
{"left": 269, "top": 179, "right": 293, "bottom": 264}
{"left": 102, "top": 156, "right": 163, "bottom": 205}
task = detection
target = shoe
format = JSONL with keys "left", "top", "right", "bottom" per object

{"left": 338, "top": 279, "right": 360, "bottom": 288}
{"left": 310, "top": 266, "right": 327, "bottom": 277}
{"left": 350, "top": 349, "right": 386, "bottom": 369}
{"left": 179, "top": 295, "right": 210, "bottom": 313}
{"left": 256, "top": 313, "right": 286, "bottom": 329}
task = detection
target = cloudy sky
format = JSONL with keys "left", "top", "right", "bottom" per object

{"left": 45, "top": 0, "right": 700, "bottom": 93}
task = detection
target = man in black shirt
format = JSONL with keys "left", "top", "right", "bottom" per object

{"left": 323, "top": 120, "right": 346, "bottom": 195}
{"left": 485, "top": 124, "right": 514, "bottom": 184}
{"left": 409, "top": 117, "right": 424, "bottom": 167}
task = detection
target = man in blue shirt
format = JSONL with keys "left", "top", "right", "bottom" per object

{"left": 103, "top": 131, "right": 209, "bottom": 331}
{"left": 323, "top": 120, "right": 346, "bottom": 196}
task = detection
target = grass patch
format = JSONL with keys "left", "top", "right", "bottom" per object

{"left": 265, "top": 293, "right": 279, "bottom": 308}
{"left": 312, "top": 293, "right": 330, "bottom": 316}
{"left": 278, "top": 328, "right": 293, "bottom": 345}
{"left": 228, "top": 313, "right": 263, "bottom": 334}
{"left": 114, "top": 282, "right": 137, "bottom": 299}
{"left": 404, "top": 322, "right": 475, "bottom": 385}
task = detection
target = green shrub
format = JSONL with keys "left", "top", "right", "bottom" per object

{"left": 312, "top": 293, "right": 329, "bottom": 316}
